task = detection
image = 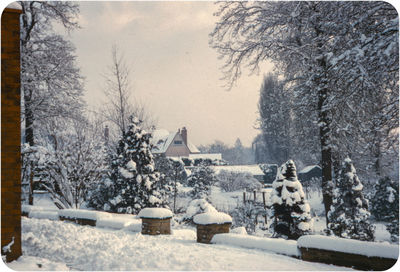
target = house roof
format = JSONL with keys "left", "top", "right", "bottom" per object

{"left": 151, "top": 128, "right": 199, "bottom": 154}
{"left": 151, "top": 130, "right": 177, "bottom": 154}
{"left": 211, "top": 165, "right": 264, "bottom": 176}
{"left": 187, "top": 141, "right": 200, "bottom": 153}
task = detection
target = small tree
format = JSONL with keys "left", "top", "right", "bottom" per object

{"left": 106, "top": 116, "right": 167, "bottom": 214}
{"left": 154, "top": 155, "right": 187, "bottom": 213}
{"left": 270, "top": 160, "right": 312, "bottom": 239}
{"left": 187, "top": 163, "right": 215, "bottom": 201}
{"left": 327, "top": 157, "right": 374, "bottom": 241}
{"left": 370, "top": 176, "right": 399, "bottom": 221}
{"left": 35, "top": 122, "right": 107, "bottom": 209}
{"left": 370, "top": 176, "right": 399, "bottom": 242}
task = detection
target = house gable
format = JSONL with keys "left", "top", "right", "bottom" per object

{"left": 165, "top": 133, "right": 191, "bottom": 157}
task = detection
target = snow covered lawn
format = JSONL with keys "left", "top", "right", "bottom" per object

{"left": 19, "top": 217, "right": 352, "bottom": 271}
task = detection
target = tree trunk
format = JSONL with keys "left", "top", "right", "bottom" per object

{"left": 318, "top": 82, "right": 333, "bottom": 225}
{"left": 24, "top": 92, "right": 34, "bottom": 146}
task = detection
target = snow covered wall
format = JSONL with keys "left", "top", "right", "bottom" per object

{"left": 298, "top": 235, "right": 398, "bottom": 270}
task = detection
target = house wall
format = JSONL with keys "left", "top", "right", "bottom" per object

{"left": 1, "top": 7, "right": 23, "bottom": 262}
{"left": 165, "top": 134, "right": 191, "bottom": 157}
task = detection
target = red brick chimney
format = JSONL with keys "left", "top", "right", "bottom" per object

{"left": 181, "top": 127, "right": 187, "bottom": 145}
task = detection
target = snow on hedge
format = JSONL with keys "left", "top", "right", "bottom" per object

{"left": 96, "top": 217, "right": 141, "bottom": 230}
{"left": 58, "top": 209, "right": 112, "bottom": 221}
{"left": 138, "top": 207, "right": 173, "bottom": 219}
{"left": 95, "top": 214, "right": 141, "bottom": 230}
{"left": 193, "top": 212, "right": 232, "bottom": 225}
{"left": 29, "top": 210, "right": 59, "bottom": 221}
{"left": 211, "top": 233, "right": 300, "bottom": 257}
{"left": 22, "top": 205, "right": 46, "bottom": 214}
{"left": 297, "top": 235, "right": 399, "bottom": 259}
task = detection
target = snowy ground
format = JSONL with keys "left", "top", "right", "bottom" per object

{"left": 8, "top": 217, "right": 353, "bottom": 271}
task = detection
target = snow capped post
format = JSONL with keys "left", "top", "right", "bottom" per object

{"left": 138, "top": 207, "right": 173, "bottom": 235}
{"left": 194, "top": 212, "right": 232, "bottom": 244}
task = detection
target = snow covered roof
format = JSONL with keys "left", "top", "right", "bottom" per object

{"left": 211, "top": 165, "right": 264, "bottom": 176}
{"left": 151, "top": 130, "right": 177, "bottom": 153}
{"left": 187, "top": 141, "right": 200, "bottom": 153}
{"left": 151, "top": 128, "right": 199, "bottom": 154}
{"left": 299, "top": 165, "right": 321, "bottom": 174}
{"left": 189, "top": 153, "right": 222, "bottom": 160}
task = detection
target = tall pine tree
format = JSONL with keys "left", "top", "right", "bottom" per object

{"left": 270, "top": 160, "right": 312, "bottom": 240}
{"left": 327, "top": 157, "right": 374, "bottom": 241}
{"left": 106, "top": 116, "right": 166, "bottom": 214}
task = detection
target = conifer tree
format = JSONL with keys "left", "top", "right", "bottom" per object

{"left": 188, "top": 163, "right": 215, "bottom": 201}
{"left": 327, "top": 157, "right": 374, "bottom": 241}
{"left": 370, "top": 177, "right": 399, "bottom": 221}
{"left": 370, "top": 176, "right": 399, "bottom": 242}
{"left": 105, "top": 116, "right": 166, "bottom": 214}
{"left": 270, "top": 160, "right": 312, "bottom": 239}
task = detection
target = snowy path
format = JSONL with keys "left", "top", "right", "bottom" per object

{"left": 20, "top": 217, "right": 351, "bottom": 271}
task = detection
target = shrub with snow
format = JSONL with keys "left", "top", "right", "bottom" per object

{"left": 216, "top": 170, "right": 262, "bottom": 192}
{"left": 269, "top": 160, "right": 313, "bottom": 240}
{"left": 327, "top": 157, "right": 374, "bottom": 241}
{"left": 370, "top": 176, "right": 399, "bottom": 242}
{"left": 183, "top": 199, "right": 217, "bottom": 223}
{"left": 230, "top": 202, "right": 268, "bottom": 235}
{"left": 187, "top": 163, "right": 215, "bottom": 201}
{"left": 101, "top": 116, "right": 168, "bottom": 214}
{"left": 22, "top": 127, "right": 108, "bottom": 209}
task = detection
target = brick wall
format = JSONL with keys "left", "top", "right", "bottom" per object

{"left": 1, "top": 7, "right": 22, "bottom": 262}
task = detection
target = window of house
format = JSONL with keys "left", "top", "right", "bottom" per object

{"left": 174, "top": 140, "right": 183, "bottom": 145}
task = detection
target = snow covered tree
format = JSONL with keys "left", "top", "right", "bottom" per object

{"left": 210, "top": 1, "right": 398, "bottom": 223}
{"left": 154, "top": 155, "right": 187, "bottom": 213}
{"left": 370, "top": 176, "right": 399, "bottom": 242}
{"left": 327, "top": 158, "right": 374, "bottom": 241}
{"left": 370, "top": 177, "right": 399, "bottom": 221}
{"left": 187, "top": 163, "right": 215, "bottom": 201}
{"left": 270, "top": 160, "right": 312, "bottom": 239}
{"left": 105, "top": 116, "right": 166, "bottom": 214}
{"left": 20, "top": 1, "right": 83, "bottom": 147}
{"left": 258, "top": 73, "right": 292, "bottom": 164}
{"left": 100, "top": 45, "right": 155, "bottom": 145}
{"left": 33, "top": 119, "right": 107, "bottom": 209}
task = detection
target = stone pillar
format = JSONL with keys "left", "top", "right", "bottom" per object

{"left": 194, "top": 212, "right": 232, "bottom": 244}
{"left": 138, "top": 207, "right": 173, "bottom": 235}
{"left": 1, "top": 6, "right": 23, "bottom": 262}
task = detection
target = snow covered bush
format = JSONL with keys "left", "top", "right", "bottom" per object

{"left": 327, "top": 157, "right": 374, "bottom": 241}
{"left": 102, "top": 116, "right": 168, "bottom": 214}
{"left": 187, "top": 163, "right": 215, "bottom": 201}
{"left": 182, "top": 199, "right": 217, "bottom": 223}
{"left": 370, "top": 176, "right": 398, "bottom": 242}
{"left": 370, "top": 176, "right": 398, "bottom": 221}
{"left": 28, "top": 126, "right": 108, "bottom": 209}
{"left": 269, "top": 160, "right": 313, "bottom": 240}
{"left": 230, "top": 202, "right": 268, "bottom": 234}
{"left": 216, "top": 170, "right": 262, "bottom": 192}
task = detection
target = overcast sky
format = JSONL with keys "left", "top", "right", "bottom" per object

{"left": 57, "top": 1, "right": 273, "bottom": 147}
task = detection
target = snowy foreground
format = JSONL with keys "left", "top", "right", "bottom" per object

{"left": 6, "top": 217, "right": 353, "bottom": 271}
